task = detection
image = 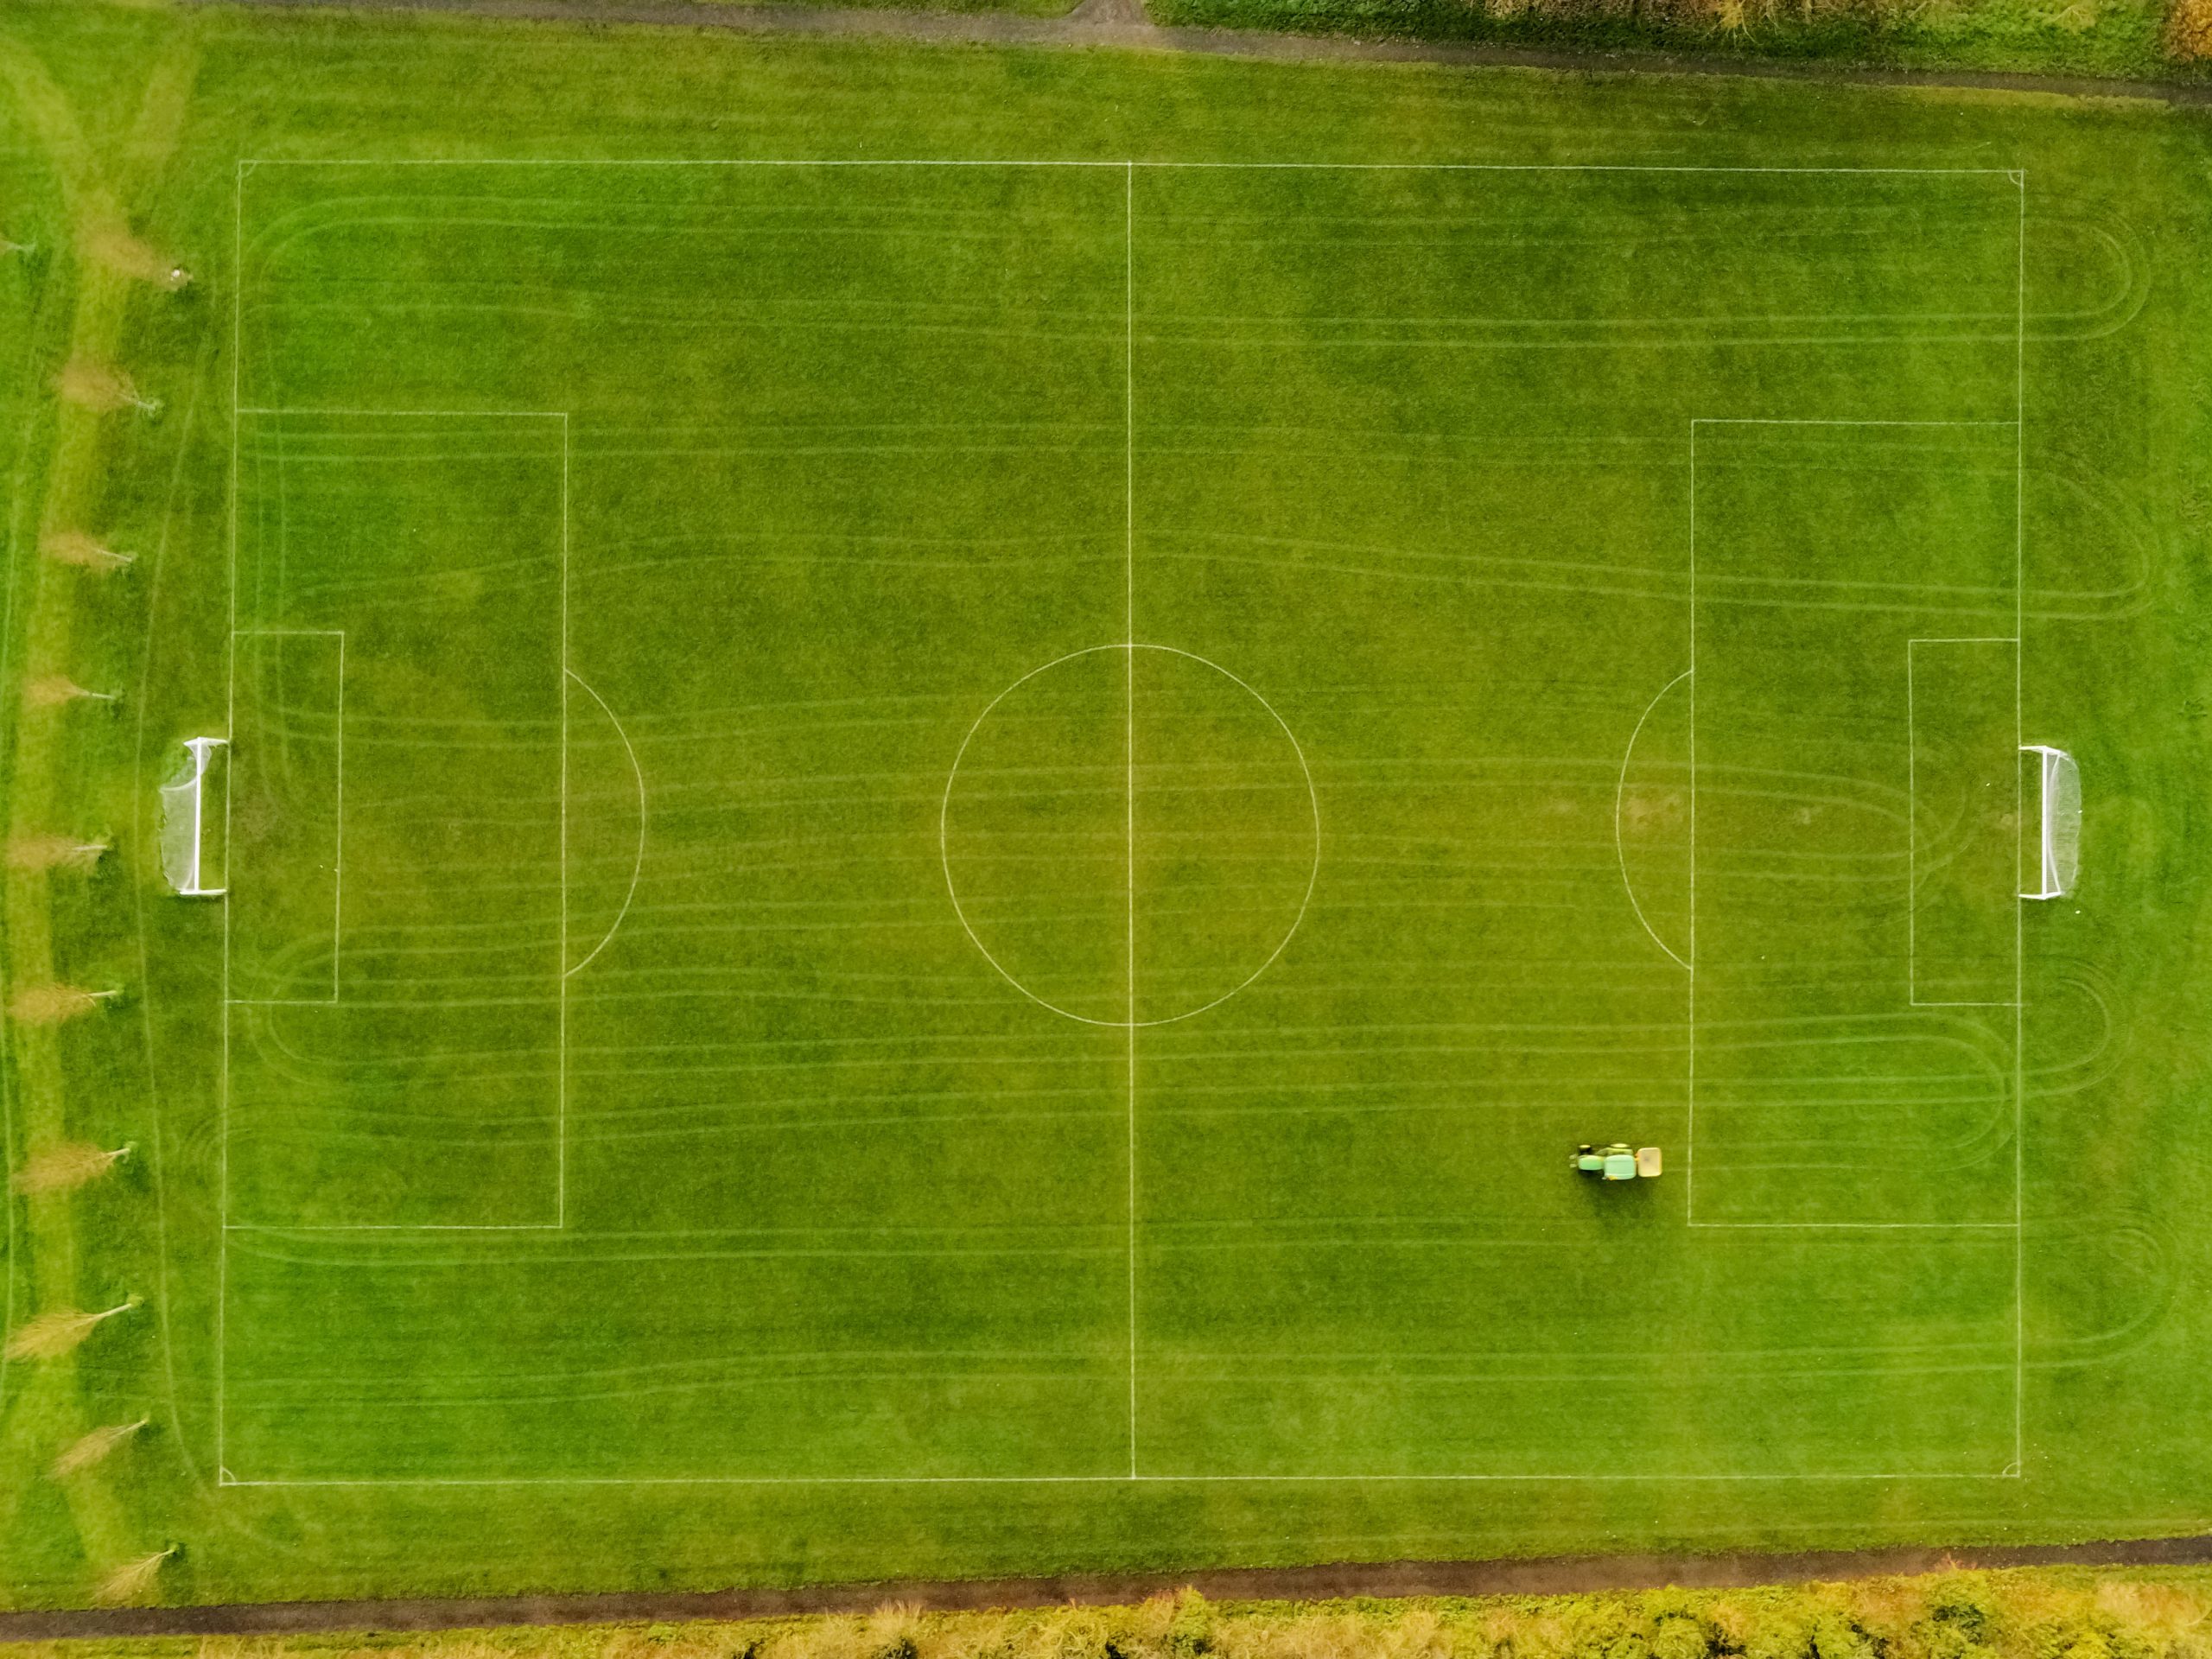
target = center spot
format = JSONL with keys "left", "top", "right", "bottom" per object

{"left": 942, "top": 644, "right": 1319, "bottom": 1027}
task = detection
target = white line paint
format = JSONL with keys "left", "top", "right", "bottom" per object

{"left": 2013, "top": 168, "right": 2029, "bottom": 1480}
{"left": 1614, "top": 667, "right": 1693, "bottom": 972}
{"left": 559, "top": 413, "right": 571, "bottom": 1230}
{"left": 1123, "top": 157, "right": 1140, "bottom": 1481}
{"left": 216, "top": 156, "right": 243, "bottom": 1477}
{"left": 939, "top": 644, "right": 1319, "bottom": 1031}
{"left": 562, "top": 670, "right": 648, "bottom": 981}
{"left": 215, "top": 1468, "right": 2021, "bottom": 1488}
{"left": 244, "top": 160, "right": 2022, "bottom": 176}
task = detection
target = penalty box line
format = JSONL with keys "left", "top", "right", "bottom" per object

{"left": 217, "top": 397, "right": 571, "bottom": 1483}
{"left": 1684, "top": 420, "right": 2024, "bottom": 1248}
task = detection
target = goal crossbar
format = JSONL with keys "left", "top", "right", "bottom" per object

{"left": 2021, "top": 743, "right": 2079, "bottom": 901}
{"left": 160, "top": 735, "right": 227, "bottom": 898}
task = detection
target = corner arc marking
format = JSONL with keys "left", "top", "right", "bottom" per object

{"left": 1616, "top": 667, "right": 1694, "bottom": 973}
{"left": 563, "top": 669, "right": 647, "bottom": 981}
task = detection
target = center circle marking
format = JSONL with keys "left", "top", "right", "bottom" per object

{"left": 940, "top": 644, "right": 1319, "bottom": 1028}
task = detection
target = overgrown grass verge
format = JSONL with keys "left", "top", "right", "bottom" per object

{"left": 19, "top": 1569, "right": 2212, "bottom": 1659}
{"left": 1143, "top": 0, "right": 2206, "bottom": 84}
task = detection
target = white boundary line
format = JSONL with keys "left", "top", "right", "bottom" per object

{"left": 2013, "top": 168, "right": 2028, "bottom": 1480}
{"left": 1614, "top": 667, "right": 1694, "bottom": 971}
{"left": 217, "top": 1470, "right": 2022, "bottom": 1486}
{"left": 217, "top": 156, "right": 242, "bottom": 1484}
{"left": 1687, "top": 427, "right": 1697, "bottom": 1220}
{"left": 1905, "top": 637, "right": 2023, "bottom": 1010}
{"left": 562, "top": 669, "right": 648, "bottom": 981}
{"left": 242, "top": 160, "right": 2020, "bottom": 175}
{"left": 215, "top": 157, "right": 2025, "bottom": 1489}
{"left": 1123, "top": 158, "right": 1139, "bottom": 1481}
{"left": 560, "top": 413, "right": 570, "bottom": 1229}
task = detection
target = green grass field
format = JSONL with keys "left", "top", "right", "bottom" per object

{"left": 5, "top": 0, "right": 2212, "bottom": 1614}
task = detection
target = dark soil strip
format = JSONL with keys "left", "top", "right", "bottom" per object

{"left": 13, "top": 1534, "right": 2212, "bottom": 1643}
{"left": 190, "top": 0, "right": 2212, "bottom": 106}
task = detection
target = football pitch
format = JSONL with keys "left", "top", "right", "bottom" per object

{"left": 9, "top": 0, "right": 2212, "bottom": 1607}
{"left": 219, "top": 158, "right": 2041, "bottom": 1486}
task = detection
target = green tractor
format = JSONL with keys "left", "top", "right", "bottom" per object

{"left": 1572, "top": 1143, "right": 1662, "bottom": 1181}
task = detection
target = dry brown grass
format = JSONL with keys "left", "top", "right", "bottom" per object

{"left": 50, "top": 1417, "right": 149, "bottom": 1479}
{"left": 54, "top": 357, "right": 158, "bottom": 414}
{"left": 2095, "top": 1579, "right": 2210, "bottom": 1634}
{"left": 92, "top": 1548, "right": 176, "bottom": 1607}
{"left": 2164, "top": 0, "right": 2212, "bottom": 54}
{"left": 41, "top": 529, "right": 135, "bottom": 570}
{"left": 23, "top": 674, "right": 117, "bottom": 709}
{"left": 5, "top": 833, "right": 110, "bottom": 872}
{"left": 7, "top": 982, "right": 116, "bottom": 1025}
{"left": 82, "top": 221, "right": 190, "bottom": 289}
{"left": 3, "top": 1299, "right": 138, "bottom": 1361}
{"left": 10, "top": 1139, "right": 130, "bottom": 1195}
{"left": 80, "top": 1575, "right": 2212, "bottom": 1659}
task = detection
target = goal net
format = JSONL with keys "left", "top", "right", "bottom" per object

{"left": 159, "top": 736, "right": 226, "bottom": 897}
{"left": 2022, "top": 744, "right": 2080, "bottom": 900}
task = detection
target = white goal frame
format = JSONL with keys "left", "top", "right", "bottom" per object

{"left": 2021, "top": 743, "right": 2080, "bottom": 900}
{"left": 160, "top": 735, "right": 228, "bottom": 898}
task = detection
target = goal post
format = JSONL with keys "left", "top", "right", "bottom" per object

{"left": 159, "top": 736, "right": 227, "bottom": 897}
{"left": 2021, "top": 744, "right": 2080, "bottom": 901}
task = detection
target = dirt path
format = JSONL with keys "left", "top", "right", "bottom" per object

{"left": 10, "top": 1533, "right": 2212, "bottom": 1643}
{"left": 193, "top": 0, "right": 2212, "bottom": 105}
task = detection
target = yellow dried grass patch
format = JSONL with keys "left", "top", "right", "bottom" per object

{"left": 10, "top": 1139, "right": 130, "bottom": 1194}
{"left": 54, "top": 358, "right": 157, "bottom": 414}
{"left": 7, "top": 982, "right": 113, "bottom": 1024}
{"left": 4, "top": 1299, "right": 137, "bottom": 1361}
{"left": 82, "top": 222, "right": 190, "bottom": 289}
{"left": 2095, "top": 1579, "right": 2210, "bottom": 1633}
{"left": 51, "top": 1418, "right": 149, "bottom": 1479}
{"left": 23, "top": 674, "right": 114, "bottom": 709}
{"left": 41, "top": 529, "right": 134, "bottom": 570}
{"left": 5, "top": 833, "right": 109, "bottom": 872}
{"left": 2167, "top": 0, "right": 2212, "bottom": 55}
{"left": 92, "top": 1548, "right": 175, "bottom": 1607}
